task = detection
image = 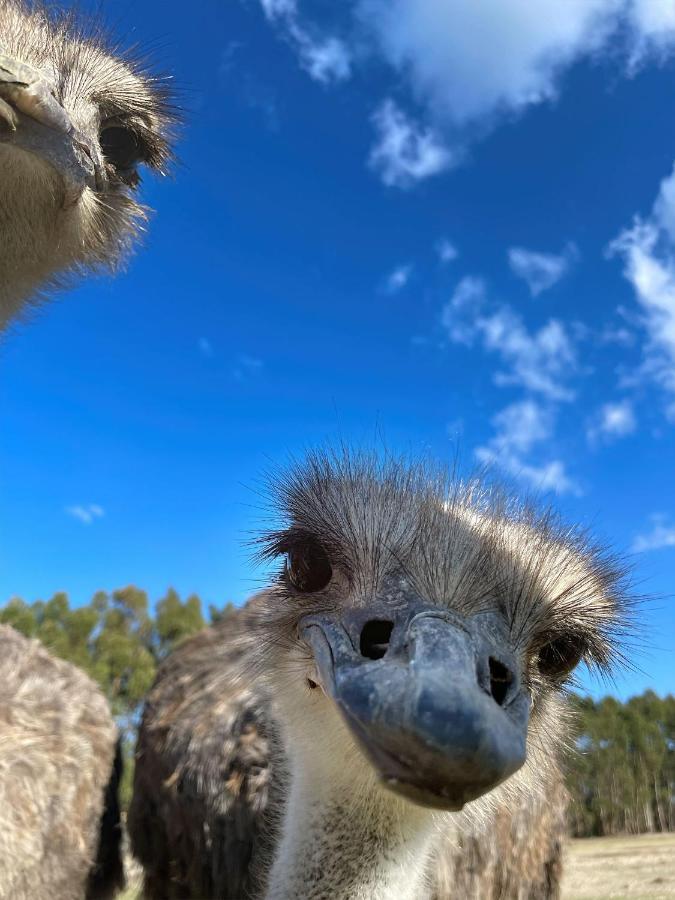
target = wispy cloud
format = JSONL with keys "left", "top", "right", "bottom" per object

{"left": 65, "top": 504, "right": 105, "bottom": 525}
{"left": 441, "top": 276, "right": 578, "bottom": 400}
{"left": 198, "top": 337, "right": 214, "bottom": 358}
{"left": 258, "top": 0, "right": 352, "bottom": 85}
{"left": 474, "top": 400, "right": 582, "bottom": 496}
{"left": 587, "top": 400, "right": 637, "bottom": 444}
{"left": 384, "top": 263, "right": 413, "bottom": 293}
{"left": 508, "top": 243, "right": 578, "bottom": 296}
{"left": 609, "top": 162, "right": 675, "bottom": 419}
{"left": 436, "top": 237, "right": 458, "bottom": 264}
{"left": 233, "top": 354, "right": 264, "bottom": 381}
{"left": 632, "top": 515, "right": 675, "bottom": 552}
{"left": 369, "top": 99, "right": 454, "bottom": 188}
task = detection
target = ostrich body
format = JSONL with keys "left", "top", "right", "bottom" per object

{"left": 0, "top": 624, "right": 123, "bottom": 900}
{"left": 130, "top": 451, "right": 628, "bottom": 899}
{"left": 0, "top": 0, "right": 173, "bottom": 328}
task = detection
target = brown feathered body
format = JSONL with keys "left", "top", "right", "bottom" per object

{"left": 130, "top": 451, "right": 629, "bottom": 899}
{"left": 0, "top": 624, "right": 123, "bottom": 900}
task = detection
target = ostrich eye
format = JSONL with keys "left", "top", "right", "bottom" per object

{"left": 537, "top": 635, "right": 585, "bottom": 680}
{"left": 285, "top": 538, "right": 332, "bottom": 593}
{"left": 100, "top": 126, "right": 144, "bottom": 171}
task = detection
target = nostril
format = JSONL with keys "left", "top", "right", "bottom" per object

{"left": 488, "top": 657, "right": 512, "bottom": 706}
{"left": 360, "top": 620, "right": 393, "bottom": 660}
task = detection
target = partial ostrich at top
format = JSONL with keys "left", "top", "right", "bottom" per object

{"left": 130, "top": 450, "right": 631, "bottom": 899}
{"left": 0, "top": 0, "right": 174, "bottom": 329}
{"left": 0, "top": 1, "right": 175, "bottom": 897}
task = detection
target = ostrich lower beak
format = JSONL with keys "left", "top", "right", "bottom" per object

{"left": 301, "top": 604, "right": 529, "bottom": 811}
{"left": 0, "top": 54, "right": 105, "bottom": 205}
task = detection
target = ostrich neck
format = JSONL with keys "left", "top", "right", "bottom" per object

{"left": 264, "top": 747, "right": 438, "bottom": 900}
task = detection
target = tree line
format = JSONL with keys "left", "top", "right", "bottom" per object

{"left": 1, "top": 588, "right": 673, "bottom": 835}
{"left": 567, "top": 692, "right": 674, "bottom": 837}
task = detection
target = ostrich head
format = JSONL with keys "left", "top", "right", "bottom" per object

{"left": 253, "top": 451, "right": 630, "bottom": 815}
{"left": 0, "top": 0, "right": 175, "bottom": 327}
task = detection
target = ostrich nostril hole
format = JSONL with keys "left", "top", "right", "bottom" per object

{"left": 360, "top": 620, "right": 393, "bottom": 660}
{"left": 488, "top": 657, "right": 512, "bottom": 706}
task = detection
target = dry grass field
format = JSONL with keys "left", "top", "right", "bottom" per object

{"left": 117, "top": 833, "right": 675, "bottom": 899}
{"left": 562, "top": 833, "right": 675, "bottom": 899}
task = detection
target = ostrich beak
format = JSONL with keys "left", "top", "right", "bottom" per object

{"left": 301, "top": 604, "right": 530, "bottom": 811}
{"left": 0, "top": 54, "right": 106, "bottom": 206}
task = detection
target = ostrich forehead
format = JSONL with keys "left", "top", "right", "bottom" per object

{"left": 264, "top": 452, "right": 627, "bottom": 652}
{"left": 1, "top": 0, "right": 173, "bottom": 155}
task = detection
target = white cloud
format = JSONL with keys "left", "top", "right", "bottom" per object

{"left": 627, "top": 0, "right": 675, "bottom": 67}
{"left": 632, "top": 515, "right": 675, "bottom": 552}
{"left": 600, "top": 325, "right": 636, "bottom": 346}
{"left": 436, "top": 237, "right": 458, "bottom": 264}
{"left": 508, "top": 243, "right": 578, "bottom": 296}
{"left": 483, "top": 399, "right": 553, "bottom": 454}
{"left": 198, "top": 337, "right": 213, "bottom": 357}
{"left": 475, "top": 400, "right": 581, "bottom": 495}
{"left": 233, "top": 354, "right": 264, "bottom": 381}
{"left": 357, "top": 1, "right": 675, "bottom": 125}
{"left": 609, "top": 163, "right": 675, "bottom": 418}
{"left": 384, "top": 263, "right": 413, "bottom": 293}
{"left": 587, "top": 400, "right": 637, "bottom": 442}
{"left": 441, "top": 276, "right": 487, "bottom": 344}
{"left": 441, "top": 278, "right": 578, "bottom": 400}
{"left": 369, "top": 99, "right": 454, "bottom": 188}
{"left": 66, "top": 504, "right": 105, "bottom": 525}
{"left": 258, "top": 0, "right": 351, "bottom": 85}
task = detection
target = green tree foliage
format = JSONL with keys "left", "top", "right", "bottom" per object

{"left": 0, "top": 587, "right": 233, "bottom": 808}
{"left": 567, "top": 692, "right": 675, "bottom": 836}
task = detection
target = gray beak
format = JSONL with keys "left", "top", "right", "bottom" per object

{"left": 0, "top": 53, "right": 106, "bottom": 205}
{"left": 301, "top": 601, "right": 529, "bottom": 810}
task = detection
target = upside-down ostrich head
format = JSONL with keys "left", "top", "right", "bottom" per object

{"left": 0, "top": 0, "right": 175, "bottom": 328}
{"left": 253, "top": 451, "right": 630, "bottom": 818}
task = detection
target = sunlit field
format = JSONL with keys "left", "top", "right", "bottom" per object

{"left": 562, "top": 834, "right": 675, "bottom": 900}
{"left": 116, "top": 834, "right": 675, "bottom": 900}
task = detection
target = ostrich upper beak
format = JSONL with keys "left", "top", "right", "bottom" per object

{"left": 0, "top": 54, "right": 105, "bottom": 206}
{"left": 301, "top": 602, "right": 530, "bottom": 811}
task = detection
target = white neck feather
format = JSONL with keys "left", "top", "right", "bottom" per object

{"left": 265, "top": 706, "right": 440, "bottom": 900}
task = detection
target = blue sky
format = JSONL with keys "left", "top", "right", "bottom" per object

{"left": 1, "top": 0, "right": 674, "bottom": 699}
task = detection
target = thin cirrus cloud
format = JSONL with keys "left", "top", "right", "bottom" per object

{"left": 65, "top": 504, "right": 105, "bottom": 525}
{"left": 587, "top": 400, "right": 637, "bottom": 443}
{"left": 258, "top": 0, "right": 352, "bottom": 85}
{"left": 632, "top": 515, "right": 675, "bottom": 552}
{"left": 508, "top": 244, "right": 578, "bottom": 297}
{"left": 436, "top": 237, "right": 459, "bottom": 264}
{"left": 384, "top": 263, "right": 413, "bottom": 293}
{"left": 255, "top": 0, "right": 675, "bottom": 187}
{"left": 440, "top": 278, "right": 582, "bottom": 494}
{"left": 198, "top": 337, "right": 214, "bottom": 358}
{"left": 609, "top": 162, "right": 675, "bottom": 420}
{"left": 368, "top": 99, "right": 455, "bottom": 189}
{"left": 475, "top": 399, "right": 582, "bottom": 496}
{"left": 441, "top": 276, "right": 579, "bottom": 401}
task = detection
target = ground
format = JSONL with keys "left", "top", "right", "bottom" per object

{"left": 562, "top": 833, "right": 675, "bottom": 899}
{"left": 118, "top": 833, "right": 675, "bottom": 898}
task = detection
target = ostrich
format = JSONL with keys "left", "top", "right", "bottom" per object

{"left": 0, "top": 0, "right": 174, "bottom": 329}
{"left": 0, "top": 624, "right": 124, "bottom": 900}
{"left": 0, "top": 3, "right": 175, "bottom": 895}
{"left": 129, "top": 450, "right": 630, "bottom": 899}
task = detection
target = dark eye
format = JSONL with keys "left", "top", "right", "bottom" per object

{"left": 285, "top": 538, "right": 332, "bottom": 593}
{"left": 537, "top": 635, "right": 585, "bottom": 680}
{"left": 100, "top": 126, "right": 143, "bottom": 170}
